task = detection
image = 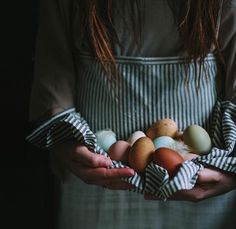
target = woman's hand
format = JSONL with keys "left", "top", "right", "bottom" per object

{"left": 50, "top": 140, "right": 135, "bottom": 190}
{"left": 144, "top": 167, "right": 236, "bottom": 202}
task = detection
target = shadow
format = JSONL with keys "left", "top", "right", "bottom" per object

{"left": 0, "top": 1, "right": 55, "bottom": 229}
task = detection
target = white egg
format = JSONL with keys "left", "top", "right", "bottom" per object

{"left": 95, "top": 129, "right": 117, "bottom": 151}
{"left": 127, "top": 131, "right": 146, "bottom": 146}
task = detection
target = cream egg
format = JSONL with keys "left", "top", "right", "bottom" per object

{"left": 127, "top": 131, "right": 146, "bottom": 146}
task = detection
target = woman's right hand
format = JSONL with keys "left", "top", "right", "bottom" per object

{"left": 50, "top": 140, "right": 135, "bottom": 190}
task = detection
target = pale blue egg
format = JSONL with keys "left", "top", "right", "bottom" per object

{"left": 95, "top": 129, "right": 117, "bottom": 151}
{"left": 153, "top": 136, "right": 175, "bottom": 149}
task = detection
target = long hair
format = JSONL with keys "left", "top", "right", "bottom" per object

{"left": 78, "top": 0, "right": 225, "bottom": 77}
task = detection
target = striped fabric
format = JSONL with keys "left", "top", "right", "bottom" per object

{"left": 76, "top": 54, "right": 218, "bottom": 137}
{"left": 27, "top": 53, "right": 236, "bottom": 199}
{"left": 26, "top": 108, "right": 96, "bottom": 150}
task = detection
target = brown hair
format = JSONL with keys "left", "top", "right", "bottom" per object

{"left": 79, "top": 0, "right": 225, "bottom": 76}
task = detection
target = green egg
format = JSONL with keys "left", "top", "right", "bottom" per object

{"left": 183, "top": 125, "right": 211, "bottom": 155}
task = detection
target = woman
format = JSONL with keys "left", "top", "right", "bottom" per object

{"left": 27, "top": 0, "right": 236, "bottom": 228}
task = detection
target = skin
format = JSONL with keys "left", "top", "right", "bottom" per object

{"left": 50, "top": 141, "right": 135, "bottom": 190}
{"left": 144, "top": 168, "right": 236, "bottom": 202}
{"left": 51, "top": 141, "right": 236, "bottom": 201}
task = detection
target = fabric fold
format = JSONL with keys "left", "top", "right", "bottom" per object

{"left": 26, "top": 108, "right": 96, "bottom": 150}
{"left": 26, "top": 100, "right": 236, "bottom": 200}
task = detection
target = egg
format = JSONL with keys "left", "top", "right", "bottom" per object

{"left": 128, "top": 137, "right": 155, "bottom": 173}
{"left": 146, "top": 118, "right": 178, "bottom": 140}
{"left": 153, "top": 136, "right": 176, "bottom": 149}
{"left": 127, "top": 131, "right": 146, "bottom": 146}
{"left": 95, "top": 129, "right": 117, "bottom": 151}
{"left": 108, "top": 140, "right": 130, "bottom": 162}
{"left": 153, "top": 147, "right": 184, "bottom": 178}
{"left": 183, "top": 125, "right": 211, "bottom": 155}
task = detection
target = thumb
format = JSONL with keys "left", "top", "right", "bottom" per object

{"left": 197, "top": 168, "right": 221, "bottom": 184}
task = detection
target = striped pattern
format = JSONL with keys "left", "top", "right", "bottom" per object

{"left": 76, "top": 54, "right": 218, "bottom": 138}
{"left": 26, "top": 108, "right": 96, "bottom": 150}
{"left": 27, "top": 54, "right": 236, "bottom": 199}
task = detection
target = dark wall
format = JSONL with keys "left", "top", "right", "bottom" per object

{"left": 1, "top": 1, "right": 54, "bottom": 229}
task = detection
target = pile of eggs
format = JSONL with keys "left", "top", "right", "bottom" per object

{"left": 95, "top": 118, "right": 211, "bottom": 177}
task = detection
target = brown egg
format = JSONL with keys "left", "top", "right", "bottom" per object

{"left": 153, "top": 147, "right": 184, "bottom": 178}
{"left": 108, "top": 140, "right": 131, "bottom": 162}
{"left": 128, "top": 137, "right": 155, "bottom": 173}
{"left": 146, "top": 118, "right": 178, "bottom": 140}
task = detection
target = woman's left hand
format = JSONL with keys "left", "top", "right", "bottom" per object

{"left": 144, "top": 167, "right": 236, "bottom": 202}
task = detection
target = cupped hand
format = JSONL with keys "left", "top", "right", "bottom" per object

{"left": 50, "top": 141, "right": 135, "bottom": 190}
{"left": 144, "top": 167, "right": 236, "bottom": 202}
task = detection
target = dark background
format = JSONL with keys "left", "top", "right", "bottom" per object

{"left": 1, "top": 1, "right": 54, "bottom": 229}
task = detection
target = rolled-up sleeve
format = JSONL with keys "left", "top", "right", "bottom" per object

{"left": 27, "top": 0, "right": 96, "bottom": 150}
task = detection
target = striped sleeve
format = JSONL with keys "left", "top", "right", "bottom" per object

{"left": 26, "top": 108, "right": 96, "bottom": 150}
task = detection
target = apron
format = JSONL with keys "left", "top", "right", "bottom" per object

{"left": 54, "top": 53, "right": 236, "bottom": 229}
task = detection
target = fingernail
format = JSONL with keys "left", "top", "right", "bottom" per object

{"left": 128, "top": 169, "right": 135, "bottom": 176}
{"left": 105, "top": 157, "right": 112, "bottom": 166}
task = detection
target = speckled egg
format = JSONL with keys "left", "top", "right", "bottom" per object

{"left": 183, "top": 125, "right": 211, "bottom": 155}
{"left": 146, "top": 118, "right": 178, "bottom": 140}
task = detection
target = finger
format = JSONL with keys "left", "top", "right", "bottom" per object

{"left": 167, "top": 188, "right": 202, "bottom": 201}
{"left": 72, "top": 145, "right": 112, "bottom": 168}
{"left": 70, "top": 161, "right": 135, "bottom": 181}
{"left": 197, "top": 168, "right": 221, "bottom": 184}
{"left": 144, "top": 187, "right": 208, "bottom": 202}
{"left": 167, "top": 184, "right": 218, "bottom": 202}
{"left": 182, "top": 153, "right": 199, "bottom": 161}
